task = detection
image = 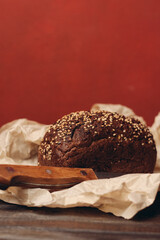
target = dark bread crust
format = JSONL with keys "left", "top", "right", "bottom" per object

{"left": 38, "top": 111, "right": 157, "bottom": 173}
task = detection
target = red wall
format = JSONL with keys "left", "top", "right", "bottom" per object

{"left": 0, "top": 0, "right": 160, "bottom": 126}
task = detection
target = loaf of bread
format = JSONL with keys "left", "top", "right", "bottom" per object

{"left": 38, "top": 111, "right": 157, "bottom": 173}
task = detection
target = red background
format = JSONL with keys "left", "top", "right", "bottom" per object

{"left": 0, "top": 0, "right": 160, "bottom": 126}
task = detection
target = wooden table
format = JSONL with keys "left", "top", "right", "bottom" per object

{"left": 0, "top": 192, "right": 159, "bottom": 240}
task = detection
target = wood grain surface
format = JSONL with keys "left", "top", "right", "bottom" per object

{"left": 0, "top": 165, "right": 97, "bottom": 190}
{"left": 0, "top": 192, "right": 159, "bottom": 240}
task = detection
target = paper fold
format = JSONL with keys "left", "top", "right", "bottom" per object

{"left": 0, "top": 173, "right": 159, "bottom": 219}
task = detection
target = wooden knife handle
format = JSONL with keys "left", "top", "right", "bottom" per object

{"left": 0, "top": 165, "right": 97, "bottom": 190}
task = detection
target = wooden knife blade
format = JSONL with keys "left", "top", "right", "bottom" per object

{"left": 0, "top": 165, "right": 97, "bottom": 191}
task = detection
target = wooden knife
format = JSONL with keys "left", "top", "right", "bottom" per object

{"left": 0, "top": 164, "right": 98, "bottom": 191}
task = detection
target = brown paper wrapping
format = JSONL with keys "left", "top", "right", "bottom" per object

{"left": 0, "top": 104, "right": 160, "bottom": 219}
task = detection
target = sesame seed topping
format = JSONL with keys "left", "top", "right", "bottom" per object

{"left": 39, "top": 110, "right": 156, "bottom": 161}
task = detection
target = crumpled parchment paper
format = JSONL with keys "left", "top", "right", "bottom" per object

{"left": 0, "top": 104, "right": 160, "bottom": 219}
